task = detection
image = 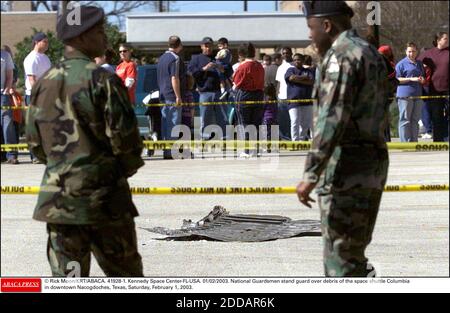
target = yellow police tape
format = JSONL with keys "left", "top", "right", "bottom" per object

{"left": 1, "top": 143, "right": 29, "bottom": 152}
{"left": 1, "top": 95, "right": 448, "bottom": 109}
{"left": 143, "top": 98, "right": 314, "bottom": 107}
{"left": 140, "top": 94, "right": 450, "bottom": 107}
{"left": 0, "top": 106, "right": 27, "bottom": 110}
{"left": 2, "top": 141, "right": 449, "bottom": 152}
{"left": 0, "top": 98, "right": 313, "bottom": 109}
{"left": 1, "top": 184, "right": 448, "bottom": 195}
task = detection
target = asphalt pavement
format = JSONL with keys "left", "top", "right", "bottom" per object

{"left": 1, "top": 148, "right": 448, "bottom": 277}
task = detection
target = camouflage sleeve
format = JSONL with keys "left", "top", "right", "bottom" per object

{"left": 104, "top": 74, "right": 144, "bottom": 177}
{"left": 303, "top": 56, "right": 355, "bottom": 183}
{"left": 25, "top": 82, "right": 47, "bottom": 164}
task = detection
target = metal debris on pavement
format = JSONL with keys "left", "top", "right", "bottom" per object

{"left": 141, "top": 206, "right": 321, "bottom": 242}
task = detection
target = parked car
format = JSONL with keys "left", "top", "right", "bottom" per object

{"left": 134, "top": 64, "right": 158, "bottom": 141}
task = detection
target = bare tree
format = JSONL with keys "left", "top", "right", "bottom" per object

{"left": 40, "top": 1, "right": 176, "bottom": 29}
{"left": 1, "top": 1, "right": 12, "bottom": 11}
{"left": 352, "top": 1, "right": 449, "bottom": 61}
{"left": 30, "top": 0, "right": 49, "bottom": 11}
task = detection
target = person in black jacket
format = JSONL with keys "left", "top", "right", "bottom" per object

{"left": 188, "top": 37, "right": 228, "bottom": 140}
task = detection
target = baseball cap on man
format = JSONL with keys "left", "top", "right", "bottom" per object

{"left": 57, "top": 5, "right": 105, "bottom": 42}
{"left": 201, "top": 37, "right": 214, "bottom": 45}
{"left": 32, "top": 32, "right": 47, "bottom": 45}
{"left": 302, "top": 1, "right": 354, "bottom": 18}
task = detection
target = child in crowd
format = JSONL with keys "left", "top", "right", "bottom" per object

{"left": 215, "top": 37, "right": 233, "bottom": 99}
{"left": 262, "top": 83, "right": 278, "bottom": 141}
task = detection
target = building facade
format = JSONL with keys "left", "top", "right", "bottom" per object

{"left": 1, "top": 1, "right": 56, "bottom": 54}
{"left": 126, "top": 12, "right": 314, "bottom": 62}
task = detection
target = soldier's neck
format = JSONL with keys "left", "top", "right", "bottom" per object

{"left": 64, "top": 45, "right": 93, "bottom": 60}
{"left": 64, "top": 45, "right": 94, "bottom": 60}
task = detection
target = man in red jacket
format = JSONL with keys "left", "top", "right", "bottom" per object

{"left": 233, "top": 42, "right": 265, "bottom": 157}
{"left": 116, "top": 43, "right": 137, "bottom": 105}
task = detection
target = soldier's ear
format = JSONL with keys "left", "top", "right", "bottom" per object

{"left": 322, "top": 18, "right": 333, "bottom": 34}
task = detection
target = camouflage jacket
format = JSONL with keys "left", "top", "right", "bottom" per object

{"left": 303, "top": 29, "right": 389, "bottom": 189}
{"left": 26, "top": 50, "right": 144, "bottom": 224}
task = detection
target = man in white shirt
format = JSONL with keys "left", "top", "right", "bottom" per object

{"left": 275, "top": 47, "right": 293, "bottom": 140}
{"left": 24, "top": 32, "right": 51, "bottom": 102}
{"left": 23, "top": 32, "right": 51, "bottom": 163}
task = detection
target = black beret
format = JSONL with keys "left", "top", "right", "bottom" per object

{"left": 57, "top": 5, "right": 105, "bottom": 42}
{"left": 302, "top": 1, "right": 354, "bottom": 18}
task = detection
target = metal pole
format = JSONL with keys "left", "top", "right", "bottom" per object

{"left": 158, "top": 0, "right": 163, "bottom": 12}
{"left": 275, "top": 0, "right": 278, "bottom": 11}
{"left": 367, "top": 24, "right": 380, "bottom": 48}
{"left": 60, "top": 0, "right": 68, "bottom": 16}
{"left": 374, "top": 24, "right": 380, "bottom": 48}
{"left": 243, "top": 0, "right": 247, "bottom": 11}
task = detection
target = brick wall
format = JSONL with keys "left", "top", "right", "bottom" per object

{"left": 1, "top": 12, "right": 56, "bottom": 54}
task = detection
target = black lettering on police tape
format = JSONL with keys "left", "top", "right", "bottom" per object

{"left": 385, "top": 185, "right": 400, "bottom": 191}
{"left": 170, "top": 187, "right": 198, "bottom": 194}
{"left": 1, "top": 186, "right": 25, "bottom": 193}
{"left": 152, "top": 143, "right": 168, "bottom": 150}
{"left": 289, "top": 143, "right": 311, "bottom": 151}
{"left": 420, "top": 184, "right": 447, "bottom": 191}
{"left": 197, "top": 143, "right": 218, "bottom": 151}
{"left": 415, "top": 144, "right": 449, "bottom": 151}
{"left": 248, "top": 187, "right": 276, "bottom": 193}
{"left": 131, "top": 187, "right": 151, "bottom": 194}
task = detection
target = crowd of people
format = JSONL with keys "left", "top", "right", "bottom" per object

{"left": 1, "top": 29, "right": 449, "bottom": 163}
{"left": 154, "top": 37, "right": 318, "bottom": 158}
{"left": 153, "top": 31, "right": 448, "bottom": 160}
{"left": 380, "top": 32, "right": 449, "bottom": 143}
{"left": 1, "top": 34, "right": 139, "bottom": 164}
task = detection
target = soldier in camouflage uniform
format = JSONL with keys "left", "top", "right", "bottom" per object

{"left": 296, "top": 1, "right": 390, "bottom": 277}
{"left": 25, "top": 6, "right": 144, "bottom": 277}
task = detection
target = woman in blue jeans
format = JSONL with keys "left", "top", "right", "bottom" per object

{"left": 395, "top": 42, "right": 426, "bottom": 142}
